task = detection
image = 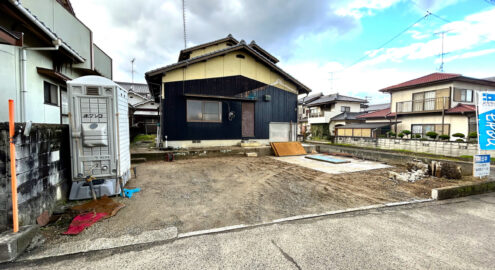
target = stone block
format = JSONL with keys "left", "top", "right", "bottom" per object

{"left": 0, "top": 225, "right": 39, "bottom": 262}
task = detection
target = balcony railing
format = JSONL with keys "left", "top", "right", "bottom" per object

{"left": 309, "top": 112, "right": 324, "bottom": 118}
{"left": 396, "top": 97, "right": 450, "bottom": 113}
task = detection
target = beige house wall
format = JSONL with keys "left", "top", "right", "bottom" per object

{"left": 390, "top": 83, "right": 452, "bottom": 113}
{"left": 162, "top": 51, "right": 297, "bottom": 95}
{"left": 396, "top": 114, "right": 469, "bottom": 138}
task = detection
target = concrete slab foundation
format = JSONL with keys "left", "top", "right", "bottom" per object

{"left": 272, "top": 155, "right": 391, "bottom": 174}
{"left": 0, "top": 225, "right": 39, "bottom": 262}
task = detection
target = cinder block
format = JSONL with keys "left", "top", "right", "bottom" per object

{"left": 0, "top": 225, "right": 39, "bottom": 262}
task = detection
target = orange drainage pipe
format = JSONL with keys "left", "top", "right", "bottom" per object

{"left": 9, "top": 100, "right": 19, "bottom": 233}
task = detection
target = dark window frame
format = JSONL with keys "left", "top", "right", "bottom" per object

{"left": 411, "top": 123, "right": 450, "bottom": 136}
{"left": 453, "top": 88, "right": 473, "bottom": 102}
{"left": 341, "top": 106, "right": 350, "bottom": 112}
{"left": 186, "top": 99, "right": 222, "bottom": 123}
{"left": 44, "top": 81, "right": 58, "bottom": 106}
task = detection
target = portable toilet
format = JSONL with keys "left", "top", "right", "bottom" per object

{"left": 67, "top": 75, "right": 131, "bottom": 200}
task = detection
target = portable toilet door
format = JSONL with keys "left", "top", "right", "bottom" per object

{"left": 67, "top": 75, "right": 131, "bottom": 200}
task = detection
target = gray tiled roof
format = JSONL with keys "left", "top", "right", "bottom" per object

{"left": 337, "top": 122, "right": 394, "bottom": 129}
{"left": 306, "top": 93, "right": 367, "bottom": 106}
{"left": 116, "top": 81, "right": 150, "bottom": 95}
{"left": 363, "top": 103, "right": 390, "bottom": 112}
{"left": 331, "top": 112, "right": 366, "bottom": 121}
{"left": 298, "top": 92, "right": 323, "bottom": 104}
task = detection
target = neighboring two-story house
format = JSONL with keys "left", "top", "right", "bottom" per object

{"left": 145, "top": 35, "right": 311, "bottom": 148}
{"left": 297, "top": 92, "right": 322, "bottom": 135}
{"left": 116, "top": 81, "right": 159, "bottom": 135}
{"left": 380, "top": 73, "right": 495, "bottom": 139}
{"left": 305, "top": 93, "right": 367, "bottom": 136}
{"left": 0, "top": 0, "right": 112, "bottom": 124}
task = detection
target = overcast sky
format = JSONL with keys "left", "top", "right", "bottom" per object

{"left": 71, "top": 0, "right": 495, "bottom": 104}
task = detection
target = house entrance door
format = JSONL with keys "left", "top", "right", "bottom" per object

{"left": 242, "top": 102, "right": 255, "bottom": 137}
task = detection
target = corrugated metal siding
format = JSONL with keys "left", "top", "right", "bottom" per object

{"left": 162, "top": 75, "right": 297, "bottom": 140}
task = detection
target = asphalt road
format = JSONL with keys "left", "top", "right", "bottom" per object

{"left": 7, "top": 193, "right": 495, "bottom": 269}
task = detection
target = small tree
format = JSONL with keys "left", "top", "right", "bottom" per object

{"left": 401, "top": 130, "right": 411, "bottom": 139}
{"left": 439, "top": 134, "right": 450, "bottom": 140}
{"left": 398, "top": 132, "right": 405, "bottom": 138}
{"left": 468, "top": 132, "right": 477, "bottom": 139}
{"left": 387, "top": 131, "right": 396, "bottom": 138}
{"left": 455, "top": 139, "right": 464, "bottom": 142}
{"left": 426, "top": 131, "right": 438, "bottom": 140}
{"left": 414, "top": 134, "right": 421, "bottom": 139}
{"left": 452, "top": 133, "right": 465, "bottom": 139}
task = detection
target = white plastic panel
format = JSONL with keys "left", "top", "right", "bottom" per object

{"left": 67, "top": 76, "right": 130, "bottom": 181}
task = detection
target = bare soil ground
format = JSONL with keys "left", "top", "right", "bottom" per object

{"left": 38, "top": 156, "right": 481, "bottom": 248}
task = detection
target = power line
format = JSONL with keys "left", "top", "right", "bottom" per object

{"left": 340, "top": 13, "right": 431, "bottom": 72}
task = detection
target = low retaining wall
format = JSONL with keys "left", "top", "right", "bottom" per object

{"left": 131, "top": 144, "right": 317, "bottom": 161}
{"left": 335, "top": 136, "right": 482, "bottom": 157}
{"left": 432, "top": 181, "right": 495, "bottom": 200}
{"left": 0, "top": 123, "right": 70, "bottom": 231}
{"left": 316, "top": 144, "right": 474, "bottom": 176}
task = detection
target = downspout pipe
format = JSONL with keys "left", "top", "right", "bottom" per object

{"left": 19, "top": 41, "right": 60, "bottom": 122}
{"left": 8, "top": 0, "right": 85, "bottom": 63}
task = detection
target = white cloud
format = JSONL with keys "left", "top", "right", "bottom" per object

{"left": 356, "top": 7, "right": 495, "bottom": 68}
{"left": 441, "top": 48, "right": 495, "bottom": 63}
{"left": 335, "top": 0, "right": 400, "bottom": 19}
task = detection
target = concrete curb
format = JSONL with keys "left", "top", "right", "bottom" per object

{"left": 432, "top": 180, "right": 495, "bottom": 200}
{"left": 178, "top": 198, "right": 433, "bottom": 239}
{"left": 0, "top": 225, "right": 39, "bottom": 263}
{"left": 18, "top": 227, "right": 178, "bottom": 262}
{"left": 13, "top": 198, "right": 432, "bottom": 263}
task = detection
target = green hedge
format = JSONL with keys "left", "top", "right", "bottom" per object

{"left": 311, "top": 124, "right": 330, "bottom": 140}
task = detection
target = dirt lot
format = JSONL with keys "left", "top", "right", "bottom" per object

{"left": 37, "top": 156, "right": 482, "bottom": 248}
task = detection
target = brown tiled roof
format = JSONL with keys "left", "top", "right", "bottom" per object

{"left": 380, "top": 73, "right": 461, "bottom": 92}
{"left": 356, "top": 108, "right": 395, "bottom": 119}
{"left": 446, "top": 103, "right": 475, "bottom": 113}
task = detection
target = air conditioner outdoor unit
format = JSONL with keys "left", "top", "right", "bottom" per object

{"left": 67, "top": 76, "right": 131, "bottom": 200}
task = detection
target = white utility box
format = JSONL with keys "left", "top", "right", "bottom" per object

{"left": 67, "top": 76, "right": 131, "bottom": 200}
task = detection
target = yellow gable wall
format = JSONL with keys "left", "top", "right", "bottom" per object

{"left": 162, "top": 51, "right": 298, "bottom": 96}
{"left": 189, "top": 42, "right": 231, "bottom": 58}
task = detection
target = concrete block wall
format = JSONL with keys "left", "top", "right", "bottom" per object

{"left": 0, "top": 123, "right": 70, "bottom": 231}
{"left": 336, "top": 137, "right": 479, "bottom": 157}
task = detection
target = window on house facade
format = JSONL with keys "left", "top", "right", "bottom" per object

{"left": 44, "top": 81, "right": 58, "bottom": 106}
{"left": 453, "top": 88, "right": 473, "bottom": 102}
{"left": 187, "top": 100, "right": 222, "bottom": 122}
{"left": 468, "top": 116, "right": 477, "bottom": 134}
{"left": 411, "top": 124, "right": 450, "bottom": 136}
{"left": 60, "top": 86, "right": 69, "bottom": 124}
{"left": 341, "top": 106, "right": 350, "bottom": 112}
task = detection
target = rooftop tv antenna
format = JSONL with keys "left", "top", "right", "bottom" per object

{"left": 182, "top": 0, "right": 187, "bottom": 48}
{"left": 130, "top": 58, "right": 135, "bottom": 89}
{"left": 435, "top": 30, "right": 451, "bottom": 72}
